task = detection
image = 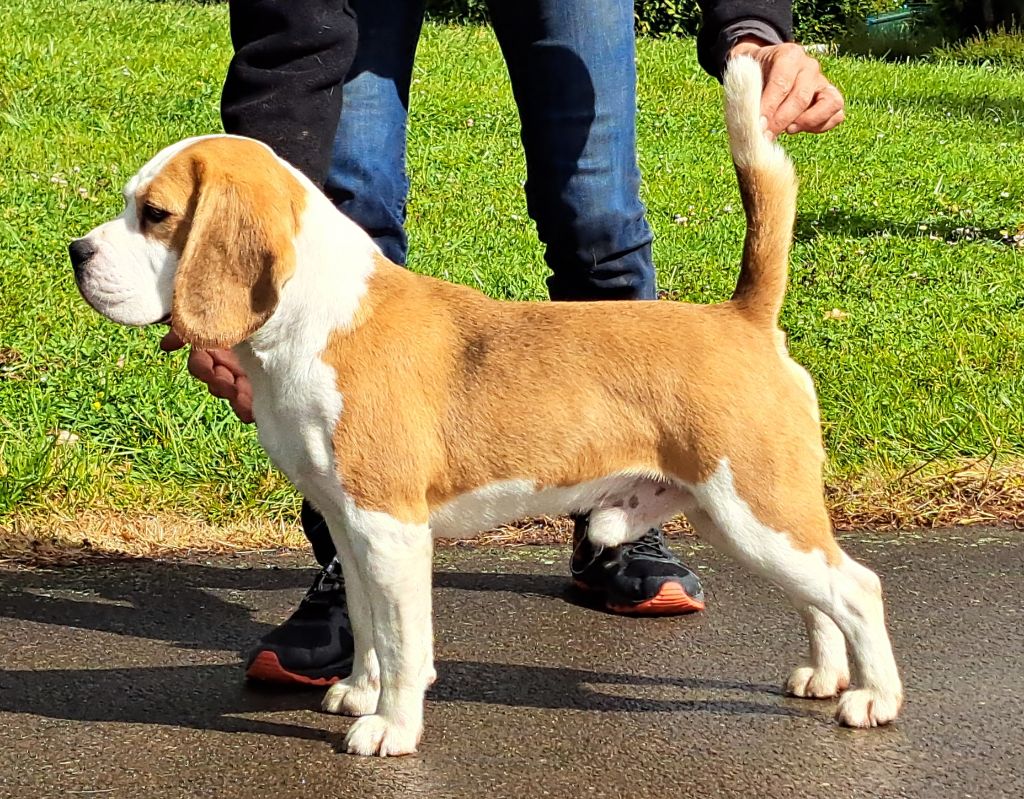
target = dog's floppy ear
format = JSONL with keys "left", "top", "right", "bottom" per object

{"left": 171, "top": 140, "right": 303, "bottom": 350}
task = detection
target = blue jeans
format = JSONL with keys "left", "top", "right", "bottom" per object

{"left": 305, "top": 0, "right": 656, "bottom": 563}
{"left": 324, "top": 0, "right": 655, "bottom": 301}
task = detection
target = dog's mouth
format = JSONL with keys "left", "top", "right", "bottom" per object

{"left": 155, "top": 312, "right": 172, "bottom": 325}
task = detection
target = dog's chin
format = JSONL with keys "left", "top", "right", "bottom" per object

{"left": 78, "top": 287, "right": 172, "bottom": 328}
{"left": 129, "top": 310, "right": 172, "bottom": 328}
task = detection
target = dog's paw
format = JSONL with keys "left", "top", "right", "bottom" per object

{"left": 322, "top": 675, "right": 380, "bottom": 717}
{"left": 835, "top": 687, "right": 903, "bottom": 728}
{"left": 785, "top": 664, "right": 850, "bottom": 699}
{"left": 344, "top": 714, "right": 421, "bottom": 757}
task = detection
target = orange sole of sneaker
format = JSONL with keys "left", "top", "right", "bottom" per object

{"left": 245, "top": 650, "right": 342, "bottom": 687}
{"left": 575, "top": 579, "right": 706, "bottom": 616}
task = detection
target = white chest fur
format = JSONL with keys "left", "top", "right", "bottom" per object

{"left": 237, "top": 345, "right": 342, "bottom": 503}
{"left": 235, "top": 192, "right": 377, "bottom": 519}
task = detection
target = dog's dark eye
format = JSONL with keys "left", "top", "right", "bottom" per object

{"left": 142, "top": 203, "right": 170, "bottom": 224}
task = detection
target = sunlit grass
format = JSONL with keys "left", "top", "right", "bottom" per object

{"left": 1, "top": 0, "right": 1021, "bottom": 522}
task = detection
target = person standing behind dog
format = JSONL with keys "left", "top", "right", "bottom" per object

{"left": 161, "top": 0, "right": 845, "bottom": 687}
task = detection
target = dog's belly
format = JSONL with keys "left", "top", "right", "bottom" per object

{"left": 429, "top": 472, "right": 693, "bottom": 540}
{"left": 244, "top": 352, "right": 694, "bottom": 543}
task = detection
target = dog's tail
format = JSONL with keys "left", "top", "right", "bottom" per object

{"left": 723, "top": 55, "right": 798, "bottom": 328}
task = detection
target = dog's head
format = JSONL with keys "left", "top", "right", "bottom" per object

{"left": 69, "top": 135, "right": 305, "bottom": 349}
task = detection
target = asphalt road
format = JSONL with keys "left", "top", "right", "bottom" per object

{"left": 1, "top": 528, "right": 1022, "bottom": 799}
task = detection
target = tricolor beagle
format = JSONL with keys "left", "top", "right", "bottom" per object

{"left": 70, "top": 57, "right": 902, "bottom": 756}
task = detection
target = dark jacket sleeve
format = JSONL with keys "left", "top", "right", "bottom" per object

{"left": 697, "top": 1, "right": 793, "bottom": 79}
{"left": 221, "top": 0, "right": 358, "bottom": 186}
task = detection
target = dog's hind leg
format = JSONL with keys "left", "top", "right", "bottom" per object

{"left": 336, "top": 501, "right": 435, "bottom": 757}
{"left": 828, "top": 554, "right": 903, "bottom": 727}
{"left": 785, "top": 604, "right": 850, "bottom": 698}
{"left": 685, "top": 459, "right": 902, "bottom": 727}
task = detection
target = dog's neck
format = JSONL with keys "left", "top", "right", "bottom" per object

{"left": 242, "top": 187, "right": 378, "bottom": 375}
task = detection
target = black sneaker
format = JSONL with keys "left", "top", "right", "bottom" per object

{"left": 244, "top": 557, "right": 355, "bottom": 686}
{"left": 570, "top": 516, "right": 705, "bottom": 615}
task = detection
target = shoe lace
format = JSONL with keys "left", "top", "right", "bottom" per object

{"left": 570, "top": 534, "right": 603, "bottom": 574}
{"left": 304, "top": 557, "right": 346, "bottom": 603}
{"left": 624, "top": 529, "right": 674, "bottom": 562}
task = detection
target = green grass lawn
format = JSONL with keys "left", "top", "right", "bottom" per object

{"left": 1, "top": 0, "right": 1022, "bottom": 524}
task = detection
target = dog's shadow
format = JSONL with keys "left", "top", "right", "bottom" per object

{"left": 0, "top": 560, "right": 809, "bottom": 744}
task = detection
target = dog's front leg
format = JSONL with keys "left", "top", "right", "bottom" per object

{"left": 322, "top": 527, "right": 381, "bottom": 717}
{"left": 340, "top": 506, "right": 435, "bottom": 757}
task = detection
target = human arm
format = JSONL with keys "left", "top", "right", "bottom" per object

{"left": 696, "top": 1, "right": 844, "bottom": 137}
{"left": 160, "top": 331, "right": 255, "bottom": 423}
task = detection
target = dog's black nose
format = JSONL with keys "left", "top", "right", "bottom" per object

{"left": 68, "top": 238, "right": 96, "bottom": 273}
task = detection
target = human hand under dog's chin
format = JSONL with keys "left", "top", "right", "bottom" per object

{"left": 728, "top": 37, "right": 845, "bottom": 140}
{"left": 160, "top": 329, "right": 255, "bottom": 424}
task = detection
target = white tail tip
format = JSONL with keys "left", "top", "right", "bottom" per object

{"left": 723, "top": 55, "right": 786, "bottom": 171}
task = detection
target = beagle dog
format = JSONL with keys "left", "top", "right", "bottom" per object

{"left": 70, "top": 57, "right": 902, "bottom": 756}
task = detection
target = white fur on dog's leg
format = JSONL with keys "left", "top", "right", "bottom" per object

{"left": 827, "top": 555, "right": 903, "bottom": 725}
{"left": 321, "top": 519, "right": 380, "bottom": 717}
{"left": 341, "top": 504, "right": 434, "bottom": 757}
{"left": 785, "top": 605, "right": 850, "bottom": 698}
{"left": 323, "top": 674, "right": 380, "bottom": 717}
{"left": 345, "top": 713, "right": 421, "bottom": 757}
{"left": 683, "top": 463, "right": 902, "bottom": 727}
{"left": 836, "top": 687, "right": 903, "bottom": 728}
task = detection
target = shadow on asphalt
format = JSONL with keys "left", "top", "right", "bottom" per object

{"left": 0, "top": 561, "right": 810, "bottom": 744}
{"left": 0, "top": 563, "right": 574, "bottom": 652}
{"left": 0, "top": 659, "right": 807, "bottom": 742}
